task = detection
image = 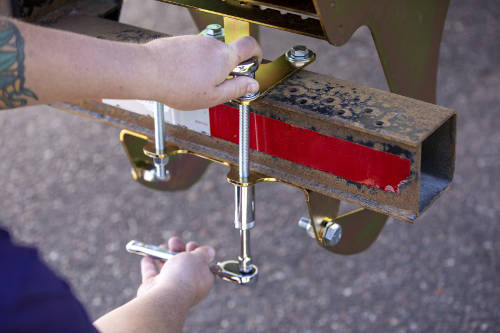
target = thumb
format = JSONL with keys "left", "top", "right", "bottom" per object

{"left": 191, "top": 246, "right": 216, "bottom": 264}
{"left": 215, "top": 76, "right": 259, "bottom": 104}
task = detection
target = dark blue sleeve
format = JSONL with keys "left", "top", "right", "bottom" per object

{"left": 0, "top": 228, "right": 100, "bottom": 332}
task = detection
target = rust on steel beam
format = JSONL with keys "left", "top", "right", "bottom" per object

{"left": 311, "top": 0, "right": 450, "bottom": 228}
{"left": 43, "top": 14, "right": 455, "bottom": 222}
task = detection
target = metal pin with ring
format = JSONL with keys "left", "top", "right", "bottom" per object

{"left": 126, "top": 240, "right": 258, "bottom": 286}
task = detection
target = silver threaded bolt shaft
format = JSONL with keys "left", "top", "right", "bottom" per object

{"left": 239, "top": 104, "right": 250, "bottom": 181}
{"left": 232, "top": 57, "right": 259, "bottom": 275}
{"left": 155, "top": 102, "right": 165, "bottom": 155}
{"left": 238, "top": 103, "right": 251, "bottom": 273}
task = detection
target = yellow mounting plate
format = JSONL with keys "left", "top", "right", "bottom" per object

{"left": 223, "top": 17, "right": 316, "bottom": 104}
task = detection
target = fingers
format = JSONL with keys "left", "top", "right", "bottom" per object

{"left": 191, "top": 246, "right": 216, "bottom": 264}
{"left": 167, "top": 236, "right": 185, "bottom": 252}
{"left": 140, "top": 256, "right": 158, "bottom": 283}
{"left": 154, "top": 237, "right": 186, "bottom": 270}
{"left": 215, "top": 76, "right": 259, "bottom": 104}
{"left": 227, "top": 36, "right": 263, "bottom": 68}
{"left": 186, "top": 241, "right": 199, "bottom": 252}
{"left": 216, "top": 36, "right": 261, "bottom": 104}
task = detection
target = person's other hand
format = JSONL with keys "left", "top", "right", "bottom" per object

{"left": 136, "top": 236, "right": 216, "bottom": 309}
{"left": 146, "top": 35, "right": 262, "bottom": 110}
{"left": 94, "top": 237, "right": 214, "bottom": 332}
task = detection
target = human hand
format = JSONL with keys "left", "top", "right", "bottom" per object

{"left": 94, "top": 237, "right": 215, "bottom": 333}
{"left": 136, "top": 236, "right": 216, "bottom": 310}
{"left": 146, "top": 35, "right": 262, "bottom": 110}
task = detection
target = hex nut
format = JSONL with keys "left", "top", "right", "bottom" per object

{"left": 321, "top": 222, "right": 342, "bottom": 247}
{"left": 291, "top": 45, "right": 310, "bottom": 57}
{"left": 286, "top": 45, "right": 313, "bottom": 67}
{"left": 201, "top": 24, "right": 224, "bottom": 40}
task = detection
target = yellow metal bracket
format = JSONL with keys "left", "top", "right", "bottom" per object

{"left": 304, "top": 190, "right": 387, "bottom": 255}
{"left": 121, "top": 130, "right": 210, "bottom": 192}
{"left": 223, "top": 17, "right": 316, "bottom": 105}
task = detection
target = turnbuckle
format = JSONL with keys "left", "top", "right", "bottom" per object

{"left": 214, "top": 55, "right": 260, "bottom": 284}
{"left": 126, "top": 57, "right": 261, "bottom": 286}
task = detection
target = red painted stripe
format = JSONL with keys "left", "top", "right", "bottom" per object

{"left": 209, "top": 104, "right": 410, "bottom": 193}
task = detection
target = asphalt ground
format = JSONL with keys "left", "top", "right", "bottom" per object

{"left": 0, "top": 0, "right": 499, "bottom": 332}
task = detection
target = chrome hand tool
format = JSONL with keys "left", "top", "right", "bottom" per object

{"left": 126, "top": 240, "right": 258, "bottom": 285}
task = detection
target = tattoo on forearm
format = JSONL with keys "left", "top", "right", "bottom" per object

{"left": 0, "top": 19, "right": 37, "bottom": 109}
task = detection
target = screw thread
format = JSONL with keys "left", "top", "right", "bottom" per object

{"left": 239, "top": 104, "right": 249, "bottom": 180}
{"left": 298, "top": 217, "right": 311, "bottom": 229}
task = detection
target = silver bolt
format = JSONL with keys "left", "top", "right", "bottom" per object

{"left": 321, "top": 222, "right": 342, "bottom": 247}
{"left": 298, "top": 217, "right": 311, "bottom": 229}
{"left": 235, "top": 185, "right": 255, "bottom": 229}
{"left": 286, "top": 45, "right": 313, "bottom": 67}
{"left": 230, "top": 57, "right": 260, "bottom": 180}
{"left": 239, "top": 104, "right": 250, "bottom": 179}
{"left": 153, "top": 103, "right": 170, "bottom": 181}
{"left": 231, "top": 58, "right": 260, "bottom": 276}
{"left": 298, "top": 217, "right": 316, "bottom": 238}
{"left": 206, "top": 23, "right": 222, "bottom": 34}
{"left": 201, "top": 24, "right": 224, "bottom": 41}
{"left": 291, "top": 45, "right": 309, "bottom": 57}
{"left": 154, "top": 103, "right": 165, "bottom": 155}
{"left": 236, "top": 103, "right": 252, "bottom": 274}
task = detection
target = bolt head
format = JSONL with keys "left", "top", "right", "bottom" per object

{"left": 142, "top": 164, "right": 170, "bottom": 183}
{"left": 286, "top": 45, "right": 313, "bottom": 67}
{"left": 291, "top": 45, "right": 309, "bottom": 57}
{"left": 231, "top": 56, "right": 259, "bottom": 77}
{"left": 322, "top": 222, "right": 342, "bottom": 247}
{"left": 206, "top": 24, "right": 222, "bottom": 33}
{"left": 202, "top": 24, "right": 224, "bottom": 40}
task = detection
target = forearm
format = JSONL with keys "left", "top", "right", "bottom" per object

{"left": 0, "top": 16, "right": 262, "bottom": 111}
{"left": 94, "top": 286, "right": 190, "bottom": 333}
{"left": 0, "top": 17, "right": 157, "bottom": 108}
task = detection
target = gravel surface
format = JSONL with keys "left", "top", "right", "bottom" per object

{"left": 0, "top": 0, "right": 499, "bottom": 332}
